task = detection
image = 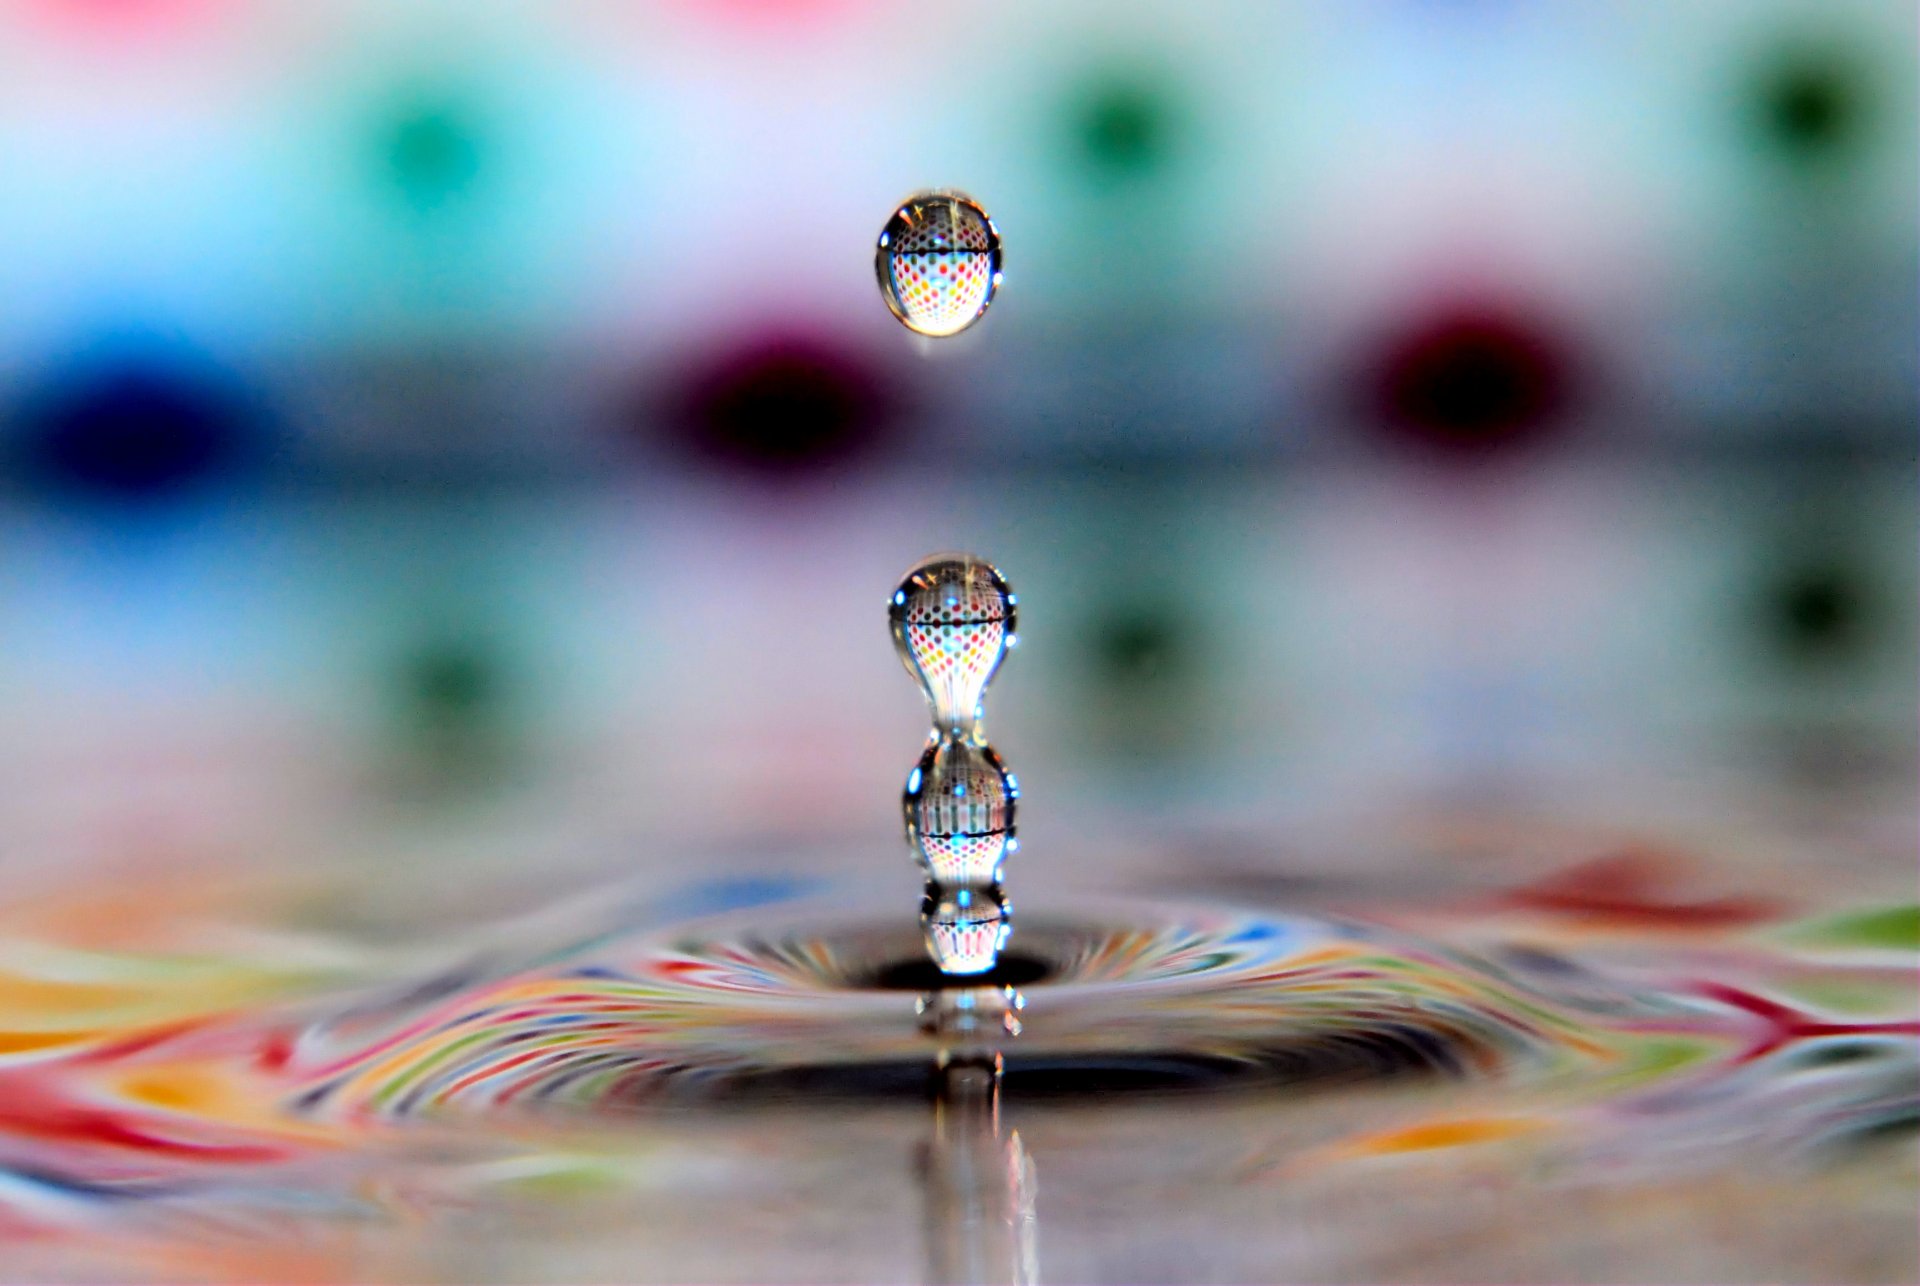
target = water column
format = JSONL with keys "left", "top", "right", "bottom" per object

{"left": 890, "top": 553, "right": 1021, "bottom": 976}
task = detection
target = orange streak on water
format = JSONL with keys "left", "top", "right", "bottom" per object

{"left": 1341, "top": 1116, "right": 1544, "bottom": 1156}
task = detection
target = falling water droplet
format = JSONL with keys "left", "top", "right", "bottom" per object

{"left": 922, "top": 884, "right": 1013, "bottom": 976}
{"left": 905, "top": 737, "right": 1016, "bottom": 885}
{"left": 890, "top": 553, "right": 1017, "bottom": 738}
{"left": 875, "top": 192, "right": 1003, "bottom": 338}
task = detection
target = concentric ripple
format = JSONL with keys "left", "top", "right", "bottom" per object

{"left": 0, "top": 874, "right": 1911, "bottom": 1276}
{"left": 280, "top": 903, "right": 1666, "bottom": 1119}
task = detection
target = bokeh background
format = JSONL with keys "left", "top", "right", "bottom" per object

{"left": 0, "top": 0, "right": 1913, "bottom": 922}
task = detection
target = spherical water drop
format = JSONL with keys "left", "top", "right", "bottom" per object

{"left": 875, "top": 192, "right": 1002, "bottom": 338}
{"left": 889, "top": 554, "right": 1016, "bottom": 737}
{"left": 922, "top": 883, "right": 1011, "bottom": 976}
{"left": 905, "top": 736, "right": 1015, "bottom": 885}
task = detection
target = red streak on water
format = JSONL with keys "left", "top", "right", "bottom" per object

{"left": 1695, "top": 981, "right": 1920, "bottom": 1063}
{"left": 0, "top": 1080, "right": 280, "bottom": 1163}
{"left": 1502, "top": 854, "right": 1783, "bottom": 928}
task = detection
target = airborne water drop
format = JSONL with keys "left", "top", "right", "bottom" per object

{"left": 875, "top": 192, "right": 1003, "bottom": 338}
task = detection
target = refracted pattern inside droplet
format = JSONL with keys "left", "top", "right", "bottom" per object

{"left": 917, "top": 830, "right": 1008, "bottom": 885}
{"left": 907, "top": 738, "right": 1013, "bottom": 884}
{"left": 888, "top": 249, "right": 993, "bottom": 335}
{"left": 921, "top": 886, "right": 1012, "bottom": 976}
{"left": 892, "top": 552, "right": 1020, "bottom": 978}
{"left": 891, "top": 556, "right": 1014, "bottom": 733}
{"left": 878, "top": 193, "right": 1001, "bottom": 338}
{"left": 905, "top": 621, "right": 1002, "bottom": 727}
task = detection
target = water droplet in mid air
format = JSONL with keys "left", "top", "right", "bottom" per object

{"left": 905, "top": 737, "right": 1016, "bottom": 885}
{"left": 894, "top": 552, "right": 1021, "bottom": 981}
{"left": 875, "top": 191, "right": 1003, "bottom": 338}
{"left": 922, "top": 884, "right": 1013, "bottom": 976}
{"left": 890, "top": 554, "right": 1017, "bottom": 737}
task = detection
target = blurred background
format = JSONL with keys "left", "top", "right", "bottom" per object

{"left": 0, "top": 0, "right": 1913, "bottom": 921}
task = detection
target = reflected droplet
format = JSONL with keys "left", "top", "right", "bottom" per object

{"left": 918, "top": 1020, "right": 1039, "bottom": 1286}
{"left": 875, "top": 191, "right": 1003, "bottom": 338}
{"left": 906, "top": 736, "right": 1016, "bottom": 885}
{"left": 918, "top": 985, "right": 1025, "bottom": 1047}
{"left": 923, "top": 884, "right": 1012, "bottom": 976}
{"left": 890, "top": 553, "right": 1017, "bottom": 737}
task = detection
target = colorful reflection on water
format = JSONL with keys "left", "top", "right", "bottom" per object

{"left": 0, "top": 853, "right": 1912, "bottom": 1282}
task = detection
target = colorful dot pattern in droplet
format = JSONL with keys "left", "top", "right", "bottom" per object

{"left": 891, "top": 558, "right": 1015, "bottom": 735}
{"left": 924, "top": 903, "right": 1010, "bottom": 976}
{"left": 902, "top": 618, "right": 1006, "bottom": 721}
{"left": 918, "top": 831, "right": 1008, "bottom": 885}
{"left": 877, "top": 193, "right": 1001, "bottom": 338}
{"left": 888, "top": 249, "right": 995, "bottom": 336}
{"left": 891, "top": 553, "right": 1020, "bottom": 977}
{"left": 908, "top": 739, "right": 1013, "bottom": 885}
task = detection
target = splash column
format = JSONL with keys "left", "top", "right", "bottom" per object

{"left": 890, "top": 553, "right": 1020, "bottom": 976}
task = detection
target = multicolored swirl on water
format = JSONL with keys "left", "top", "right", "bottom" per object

{"left": 0, "top": 862, "right": 1911, "bottom": 1276}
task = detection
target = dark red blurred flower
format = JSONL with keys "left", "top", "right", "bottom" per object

{"left": 1362, "top": 306, "right": 1575, "bottom": 458}
{"left": 653, "top": 333, "right": 898, "bottom": 479}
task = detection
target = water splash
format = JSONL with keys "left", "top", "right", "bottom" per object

{"left": 271, "top": 905, "right": 1646, "bottom": 1115}
{"left": 892, "top": 553, "right": 1021, "bottom": 978}
{"left": 0, "top": 877, "right": 1910, "bottom": 1279}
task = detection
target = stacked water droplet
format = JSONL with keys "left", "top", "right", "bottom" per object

{"left": 890, "top": 554, "right": 1020, "bottom": 977}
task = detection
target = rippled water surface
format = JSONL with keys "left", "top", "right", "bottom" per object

{"left": 0, "top": 851, "right": 1913, "bottom": 1283}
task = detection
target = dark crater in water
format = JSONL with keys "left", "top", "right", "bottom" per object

{"left": 607, "top": 1025, "right": 1464, "bottom": 1108}
{"left": 294, "top": 903, "right": 1595, "bottom": 1121}
{"left": 862, "top": 951, "right": 1056, "bottom": 991}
